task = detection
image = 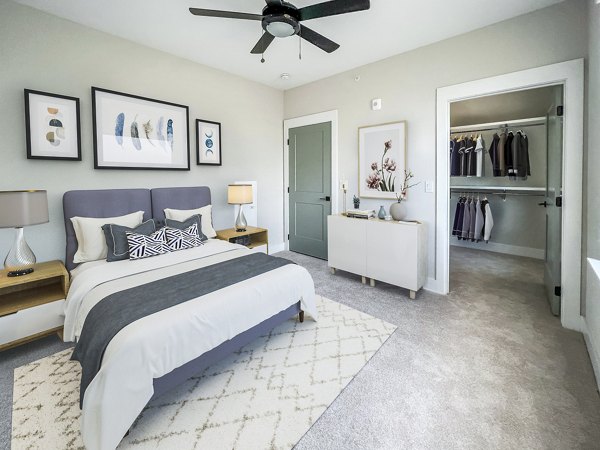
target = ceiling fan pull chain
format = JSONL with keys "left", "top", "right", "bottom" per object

{"left": 261, "top": 30, "right": 266, "bottom": 63}
{"left": 299, "top": 29, "right": 302, "bottom": 60}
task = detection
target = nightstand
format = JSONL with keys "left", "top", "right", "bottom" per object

{"left": 216, "top": 226, "right": 269, "bottom": 254}
{"left": 0, "top": 260, "right": 69, "bottom": 351}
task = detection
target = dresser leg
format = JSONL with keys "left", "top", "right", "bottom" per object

{"left": 370, "top": 278, "right": 375, "bottom": 287}
{"left": 299, "top": 310, "right": 305, "bottom": 323}
{"left": 361, "top": 276, "right": 366, "bottom": 284}
{"left": 409, "top": 290, "right": 416, "bottom": 300}
{"left": 330, "top": 267, "right": 336, "bottom": 274}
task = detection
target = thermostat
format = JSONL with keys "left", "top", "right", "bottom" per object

{"left": 371, "top": 98, "right": 382, "bottom": 110}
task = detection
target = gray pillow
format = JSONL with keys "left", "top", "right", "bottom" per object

{"left": 165, "top": 214, "right": 208, "bottom": 241}
{"left": 102, "top": 219, "right": 157, "bottom": 262}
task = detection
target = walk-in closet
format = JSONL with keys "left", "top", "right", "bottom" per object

{"left": 449, "top": 86, "right": 564, "bottom": 315}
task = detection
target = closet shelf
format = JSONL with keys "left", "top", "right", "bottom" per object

{"left": 450, "top": 186, "right": 546, "bottom": 197}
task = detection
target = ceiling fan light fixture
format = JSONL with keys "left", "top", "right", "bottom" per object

{"left": 266, "top": 20, "right": 296, "bottom": 37}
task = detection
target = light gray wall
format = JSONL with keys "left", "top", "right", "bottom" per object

{"left": 584, "top": 0, "right": 600, "bottom": 386}
{"left": 0, "top": 1, "right": 284, "bottom": 264}
{"left": 284, "top": 0, "right": 588, "bottom": 281}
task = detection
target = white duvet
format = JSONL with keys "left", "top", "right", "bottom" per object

{"left": 63, "top": 240, "right": 317, "bottom": 450}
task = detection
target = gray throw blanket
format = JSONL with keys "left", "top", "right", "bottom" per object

{"left": 72, "top": 252, "right": 294, "bottom": 407}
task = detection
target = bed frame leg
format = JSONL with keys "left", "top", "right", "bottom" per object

{"left": 299, "top": 310, "right": 305, "bottom": 323}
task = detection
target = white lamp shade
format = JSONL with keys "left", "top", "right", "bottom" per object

{"left": 0, "top": 190, "right": 49, "bottom": 228}
{"left": 228, "top": 184, "right": 253, "bottom": 205}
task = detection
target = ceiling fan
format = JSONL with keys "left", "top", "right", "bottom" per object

{"left": 189, "top": 0, "right": 370, "bottom": 57}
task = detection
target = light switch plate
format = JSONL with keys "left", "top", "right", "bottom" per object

{"left": 425, "top": 180, "right": 434, "bottom": 193}
{"left": 341, "top": 180, "right": 349, "bottom": 190}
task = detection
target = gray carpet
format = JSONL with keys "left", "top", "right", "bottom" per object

{"left": 1, "top": 247, "right": 599, "bottom": 449}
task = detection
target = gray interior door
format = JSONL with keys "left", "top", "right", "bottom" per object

{"left": 543, "top": 92, "right": 563, "bottom": 316}
{"left": 289, "top": 122, "right": 332, "bottom": 259}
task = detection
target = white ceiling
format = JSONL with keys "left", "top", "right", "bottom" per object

{"left": 15, "top": 0, "right": 563, "bottom": 90}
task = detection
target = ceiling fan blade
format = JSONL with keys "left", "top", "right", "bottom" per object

{"left": 300, "top": 25, "right": 340, "bottom": 53}
{"left": 298, "top": 0, "right": 370, "bottom": 21}
{"left": 189, "top": 8, "right": 262, "bottom": 21}
{"left": 251, "top": 32, "right": 276, "bottom": 54}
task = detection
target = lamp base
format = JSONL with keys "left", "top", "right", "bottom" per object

{"left": 4, "top": 227, "right": 36, "bottom": 277}
{"left": 7, "top": 268, "right": 34, "bottom": 277}
{"left": 235, "top": 204, "right": 248, "bottom": 233}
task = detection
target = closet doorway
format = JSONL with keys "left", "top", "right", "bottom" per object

{"left": 436, "top": 59, "right": 584, "bottom": 331}
{"left": 448, "top": 86, "right": 563, "bottom": 315}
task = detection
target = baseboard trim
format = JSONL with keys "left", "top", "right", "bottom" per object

{"left": 451, "top": 240, "right": 544, "bottom": 260}
{"left": 583, "top": 328, "right": 600, "bottom": 391}
{"left": 270, "top": 242, "right": 286, "bottom": 254}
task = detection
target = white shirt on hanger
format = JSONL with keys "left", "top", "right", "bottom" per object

{"left": 475, "top": 135, "right": 485, "bottom": 177}
{"left": 484, "top": 202, "right": 494, "bottom": 242}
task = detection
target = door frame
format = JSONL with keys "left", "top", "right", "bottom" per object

{"left": 283, "top": 110, "right": 339, "bottom": 251}
{"left": 435, "top": 59, "right": 584, "bottom": 331}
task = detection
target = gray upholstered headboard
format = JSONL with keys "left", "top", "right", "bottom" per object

{"left": 63, "top": 189, "right": 152, "bottom": 271}
{"left": 63, "top": 186, "right": 212, "bottom": 271}
{"left": 151, "top": 186, "right": 212, "bottom": 219}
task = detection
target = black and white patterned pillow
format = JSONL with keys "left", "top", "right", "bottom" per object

{"left": 164, "top": 223, "right": 203, "bottom": 251}
{"left": 126, "top": 228, "right": 169, "bottom": 260}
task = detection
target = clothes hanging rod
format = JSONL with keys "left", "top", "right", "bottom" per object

{"left": 450, "top": 116, "right": 547, "bottom": 134}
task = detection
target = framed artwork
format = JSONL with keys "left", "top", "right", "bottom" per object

{"left": 92, "top": 87, "right": 190, "bottom": 170}
{"left": 196, "top": 119, "right": 222, "bottom": 166}
{"left": 25, "top": 89, "right": 81, "bottom": 161}
{"left": 358, "top": 121, "right": 407, "bottom": 199}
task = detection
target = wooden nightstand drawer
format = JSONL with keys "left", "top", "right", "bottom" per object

{"left": 0, "top": 299, "right": 65, "bottom": 350}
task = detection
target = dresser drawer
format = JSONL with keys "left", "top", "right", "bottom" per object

{"left": 0, "top": 299, "right": 65, "bottom": 347}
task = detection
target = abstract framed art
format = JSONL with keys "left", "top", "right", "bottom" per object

{"left": 92, "top": 87, "right": 190, "bottom": 170}
{"left": 25, "top": 89, "right": 81, "bottom": 161}
{"left": 358, "top": 121, "right": 407, "bottom": 199}
{"left": 196, "top": 119, "right": 222, "bottom": 166}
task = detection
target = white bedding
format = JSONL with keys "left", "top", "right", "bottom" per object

{"left": 64, "top": 240, "right": 317, "bottom": 450}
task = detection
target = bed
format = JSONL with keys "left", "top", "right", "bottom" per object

{"left": 62, "top": 187, "right": 317, "bottom": 450}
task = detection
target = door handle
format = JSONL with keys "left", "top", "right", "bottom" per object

{"left": 319, "top": 196, "right": 331, "bottom": 201}
{"left": 538, "top": 201, "right": 548, "bottom": 207}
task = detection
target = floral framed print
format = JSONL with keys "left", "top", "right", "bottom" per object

{"left": 358, "top": 121, "right": 407, "bottom": 199}
{"left": 25, "top": 89, "right": 81, "bottom": 161}
{"left": 92, "top": 87, "right": 190, "bottom": 170}
{"left": 196, "top": 119, "right": 222, "bottom": 166}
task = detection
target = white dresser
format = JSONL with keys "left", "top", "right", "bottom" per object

{"left": 327, "top": 214, "right": 427, "bottom": 298}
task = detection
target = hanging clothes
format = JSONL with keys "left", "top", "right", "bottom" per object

{"left": 505, "top": 131, "right": 515, "bottom": 180}
{"left": 459, "top": 139, "right": 468, "bottom": 176}
{"left": 450, "top": 139, "right": 461, "bottom": 177}
{"left": 482, "top": 200, "right": 494, "bottom": 243}
{"left": 468, "top": 199, "right": 477, "bottom": 241}
{"left": 474, "top": 135, "right": 485, "bottom": 177}
{"left": 452, "top": 198, "right": 463, "bottom": 236}
{"left": 461, "top": 198, "right": 471, "bottom": 239}
{"left": 474, "top": 198, "right": 485, "bottom": 242}
{"left": 466, "top": 137, "right": 477, "bottom": 177}
{"left": 454, "top": 198, "right": 466, "bottom": 239}
{"left": 513, "top": 131, "right": 531, "bottom": 180}
{"left": 488, "top": 133, "right": 502, "bottom": 176}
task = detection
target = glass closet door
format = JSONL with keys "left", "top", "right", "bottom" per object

{"left": 543, "top": 95, "right": 563, "bottom": 316}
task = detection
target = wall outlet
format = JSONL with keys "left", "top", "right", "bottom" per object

{"left": 425, "top": 180, "right": 434, "bottom": 193}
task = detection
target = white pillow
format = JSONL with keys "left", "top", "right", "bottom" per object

{"left": 164, "top": 205, "right": 216, "bottom": 238}
{"left": 71, "top": 211, "right": 144, "bottom": 263}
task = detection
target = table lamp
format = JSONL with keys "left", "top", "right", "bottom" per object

{"left": 227, "top": 184, "right": 253, "bottom": 232}
{"left": 0, "top": 190, "right": 49, "bottom": 277}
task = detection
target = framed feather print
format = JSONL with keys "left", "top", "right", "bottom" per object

{"left": 196, "top": 119, "right": 222, "bottom": 166}
{"left": 92, "top": 87, "right": 190, "bottom": 170}
{"left": 25, "top": 89, "right": 82, "bottom": 161}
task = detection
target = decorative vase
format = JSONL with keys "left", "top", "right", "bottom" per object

{"left": 390, "top": 201, "right": 406, "bottom": 221}
{"left": 378, "top": 205, "right": 386, "bottom": 219}
{"left": 353, "top": 196, "right": 360, "bottom": 209}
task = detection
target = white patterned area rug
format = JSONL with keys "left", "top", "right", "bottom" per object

{"left": 12, "top": 296, "right": 396, "bottom": 449}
